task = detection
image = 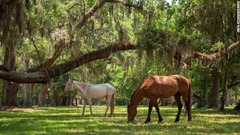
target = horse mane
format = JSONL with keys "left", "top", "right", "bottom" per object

{"left": 129, "top": 80, "right": 146, "bottom": 103}
{"left": 74, "top": 81, "right": 90, "bottom": 88}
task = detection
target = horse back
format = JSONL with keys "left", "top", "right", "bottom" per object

{"left": 170, "top": 75, "right": 190, "bottom": 97}
{"left": 141, "top": 76, "right": 178, "bottom": 98}
{"left": 88, "top": 83, "right": 115, "bottom": 98}
{"left": 143, "top": 75, "right": 190, "bottom": 98}
{"left": 105, "top": 83, "right": 116, "bottom": 92}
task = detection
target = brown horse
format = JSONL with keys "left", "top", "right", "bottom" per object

{"left": 127, "top": 75, "right": 192, "bottom": 123}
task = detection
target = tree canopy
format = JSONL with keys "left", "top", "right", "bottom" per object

{"left": 0, "top": 0, "right": 239, "bottom": 108}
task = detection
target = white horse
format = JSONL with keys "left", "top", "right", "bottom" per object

{"left": 64, "top": 79, "right": 116, "bottom": 116}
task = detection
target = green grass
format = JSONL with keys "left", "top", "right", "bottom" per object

{"left": 0, "top": 105, "right": 239, "bottom": 135}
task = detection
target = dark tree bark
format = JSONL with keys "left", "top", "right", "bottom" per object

{"left": 0, "top": 0, "right": 18, "bottom": 26}
{"left": 193, "top": 41, "right": 240, "bottom": 61}
{"left": 22, "top": 53, "right": 34, "bottom": 107}
{"left": 50, "top": 89, "right": 64, "bottom": 106}
{"left": 38, "top": 83, "right": 49, "bottom": 107}
{"left": 195, "top": 71, "right": 208, "bottom": 108}
{"left": 0, "top": 42, "right": 137, "bottom": 83}
{"left": 64, "top": 94, "right": 76, "bottom": 106}
{"left": 0, "top": 40, "right": 240, "bottom": 85}
{"left": 0, "top": 0, "right": 240, "bottom": 111}
{"left": 2, "top": 81, "right": 19, "bottom": 106}
{"left": 220, "top": 73, "right": 228, "bottom": 110}
{"left": 2, "top": 28, "right": 19, "bottom": 106}
{"left": 50, "top": 89, "right": 58, "bottom": 106}
{"left": 0, "top": 0, "right": 148, "bottom": 108}
{"left": 233, "top": 103, "right": 240, "bottom": 110}
{"left": 208, "top": 68, "right": 220, "bottom": 108}
{"left": 23, "top": 84, "right": 33, "bottom": 107}
{"left": 61, "top": 95, "right": 67, "bottom": 106}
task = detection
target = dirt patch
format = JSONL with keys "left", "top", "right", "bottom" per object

{"left": 219, "top": 109, "right": 240, "bottom": 115}
{"left": 0, "top": 106, "right": 32, "bottom": 111}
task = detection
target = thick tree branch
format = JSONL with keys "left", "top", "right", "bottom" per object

{"left": 27, "top": 43, "right": 63, "bottom": 72}
{"left": 40, "top": 42, "right": 136, "bottom": 78}
{"left": 29, "top": 37, "right": 43, "bottom": 64}
{"left": 107, "top": 0, "right": 147, "bottom": 13}
{"left": 28, "top": 29, "right": 70, "bottom": 72}
{"left": 74, "top": 0, "right": 147, "bottom": 30}
{"left": 193, "top": 40, "right": 240, "bottom": 61}
{"left": 0, "top": 0, "right": 18, "bottom": 26}
{"left": 193, "top": 51, "right": 213, "bottom": 61}
{"left": 1, "top": 39, "right": 240, "bottom": 83}
{"left": 0, "top": 42, "right": 136, "bottom": 83}
{"left": 74, "top": 0, "right": 107, "bottom": 30}
{"left": 0, "top": 0, "right": 145, "bottom": 83}
{"left": 219, "top": 80, "right": 240, "bottom": 92}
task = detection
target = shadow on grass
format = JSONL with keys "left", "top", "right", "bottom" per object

{"left": 0, "top": 106, "right": 239, "bottom": 134}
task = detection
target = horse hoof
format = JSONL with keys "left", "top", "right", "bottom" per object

{"left": 132, "top": 121, "right": 137, "bottom": 124}
{"left": 128, "top": 120, "right": 137, "bottom": 124}
{"left": 145, "top": 120, "right": 150, "bottom": 123}
{"left": 174, "top": 120, "right": 179, "bottom": 122}
{"left": 158, "top": 120, "right": 163, "bottom": 123}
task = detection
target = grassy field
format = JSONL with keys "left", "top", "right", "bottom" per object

{"left": 0, "top": 105, "right": 239, "bottom": 135}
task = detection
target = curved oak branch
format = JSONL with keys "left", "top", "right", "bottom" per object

{"left": 194, "top": 41, "right": 240, "bottom": 61}
{"left": 1, "top": 40, "right": 240, "bottom": 83}
{"left": 0, "top": 42, "right": 136, "bottom": 83}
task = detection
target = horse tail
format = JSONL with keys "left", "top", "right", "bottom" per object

{"left": 187, "top": 83, "right": 192, "bottom": 121}
{"left": 110, "top": 92, "right": 115, "bottom": 115}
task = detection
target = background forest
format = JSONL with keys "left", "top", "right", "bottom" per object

{"left": 0, "top": 0, "right": 239, "bottom": 110}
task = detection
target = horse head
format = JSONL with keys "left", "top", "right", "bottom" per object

{"left": 127, "top": 103, "right": 137, "bottom": 123}
{"left": 63, "top": 79, "right": 74, "bottom": 94}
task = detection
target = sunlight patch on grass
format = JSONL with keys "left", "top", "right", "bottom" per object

{"left": 1, "top": 107, "right": 45, "bottom": 113}
{"left": 0, "top": 106, "right": 239, "bottom": 134}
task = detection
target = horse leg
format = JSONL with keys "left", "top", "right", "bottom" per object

{"left": 104, "top": 96, "right": 110, "bottom": 116}
{"left": 154, "top": 102, "right": 163, "bottom": 123}
{"left": 183, "top": 97, "right": 192, "bottom": 121}
{"left": 87, "top": 98, "right": 92, "bottom": 115}
{"left": 145, "top": 100, "right": 154, "bottom": 123}
{"left": 82, "top": 99, "right": 86, "bottom": 116}
{"left": 110, "top": 93, "right": 115, "bottom": 116}
{"left": 174, "top": 92, "right": 183, "bottom": 122}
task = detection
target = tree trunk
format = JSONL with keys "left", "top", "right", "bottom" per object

{"left": 220, "top": 73, "right": 228, "bottom": 110}
{"left": 196, "top": 72, "right": 208, "bottom": 108}
{"left": 2, "top": 81, "right": 19, "bottom": 106}
{"left": 0, "top": 42, "right": 137, "bottom": 83}
{"left": 22, "top": 53, "right": 34, "bottom": 107}
{"left": 50, "top": 89, "right": 59, "bottom": 106}
{"left": 208, "top": 68, "right": 220, "bottom": 108}
{"left": 64, "top": 93, "right": 75, "bottom": 106}
{"left": 75, "top": 98, "right": 78, "bottom": 106}
{"left": 2, "top": 81, "right": 6, "bottom": 106}
{"left": 23, "top": 84, "right": 33, "bottom": 107}
{"left": 51, "top": 88, "right": 64, "bottom": 106}
{"left": 67, "top": 94, "right": 76, "bottom": 106}
{"left": 38, "top": 83, "right": 48, "bottom": 107}
{"left": 2, "top": 28, "right": 19, "bottom": 106}
{"left": 233, "top": 103, "right": 240, "bottom": 110}
{"left": 203, "top": 74, "right": 208, "bottom": 107}
{"left": 61, "top": 95, "right": 67, "bottom": 106}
